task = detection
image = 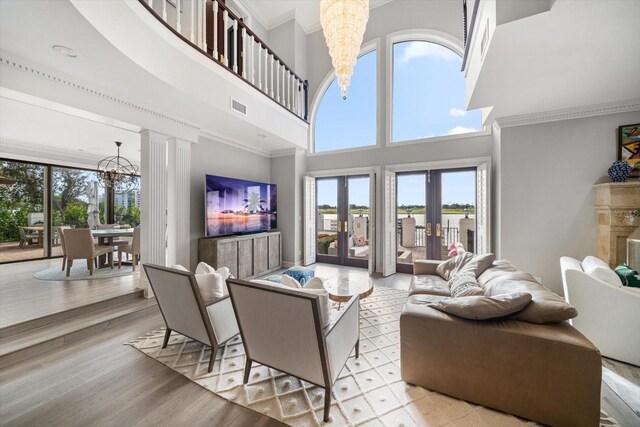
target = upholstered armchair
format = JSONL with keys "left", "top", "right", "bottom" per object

{"left": 63, "top": 228, "right": 113, "bottom": 276}
{"left": 227, "top": 278, "right": 360, "bottom": 422}
{"left": 561, "top": 256, "right": 640, "bottom": 366}
{"left": 142, "top": 264, "right": 240, "bottom": 372}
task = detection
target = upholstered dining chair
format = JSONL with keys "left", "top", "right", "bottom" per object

{"left": 96, "top": 223, "right": 129, "bottom": 249}
{"left": 143, "top": 264, "right": 240, "bottom": 372}
{"left": 227, "top": 278, "right": 360, "bottom": 422}
{"left": 63, "top": 228, "right": 113, "bottom": 276}
{"left": 18, "top": 226, "right": 38, "bottom": 248}
{"left": 55, "top": 226, "right": 72, "bottom": 271}
{"left": 118, "top": 227, "right": 140, "bottom": 270}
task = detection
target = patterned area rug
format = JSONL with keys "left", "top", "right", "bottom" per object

{"left": 128, "top": 287, "right": 616, "bottom": 427}
{"left": 34, "top": 264, "right": 135, "bottom": 281}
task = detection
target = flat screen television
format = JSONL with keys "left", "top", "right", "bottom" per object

{"left": 205, "top": 174, "right": 277, "bottom": 237}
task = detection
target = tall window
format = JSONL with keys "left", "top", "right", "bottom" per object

{"left": 392, "top": 41, "right": 481, "bottom": 142}
{"left": 314, "top": 50, "right": 377, "bottom": 152}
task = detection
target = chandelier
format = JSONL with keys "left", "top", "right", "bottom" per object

{"left": 97, "top": 141, "right": 139, "bottom": 194}
{"left": 320, "top": 0, "right": 369, "bottom": 100}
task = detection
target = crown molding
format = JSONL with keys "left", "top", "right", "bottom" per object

{"left": 494, "top": 98, "right": 640, "bottom": 128}
{"left": 0, "top": 54, "right": 200, "bottom": 133}
{"left": 0, "top": 138, "right": 108, "bottom": 168}
{"left": 269, "top": 147, "right": 306, "bottom": 158}
{"left": 198, "top": 129, "right": 271, "bottom": 157}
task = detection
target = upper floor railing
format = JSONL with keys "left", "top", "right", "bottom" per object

{"left": 139, "top": 0, "right": 309, "bottom": 122}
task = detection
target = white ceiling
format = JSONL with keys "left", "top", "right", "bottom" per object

{"left": 239, "top": 0, "right": 394, "bottom": 34}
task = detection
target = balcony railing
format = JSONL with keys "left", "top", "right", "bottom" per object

{"left": 139, "top": 0, "right": 309, "bottom": 122}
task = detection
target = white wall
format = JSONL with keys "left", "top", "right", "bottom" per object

{"left": 495, "top": 110, "right": 640, "bottom": 295}
{"left": 267, "top": 18, "right": 308, "bottom": 81}
{"left": 189, "top": 135, "right": 271, "bottom": 268}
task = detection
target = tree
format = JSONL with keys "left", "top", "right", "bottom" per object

{"left": 52, "top": 169, "right": 90, "bottom": 216}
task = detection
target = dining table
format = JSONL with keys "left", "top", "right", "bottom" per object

{"left": 92, "top": 228, "right": 134, "bottom": 268}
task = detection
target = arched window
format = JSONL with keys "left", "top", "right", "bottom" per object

{"left": 392, "top": 40, "right": 481, "bottom": 142}
{"left": 314, "top": 50, "right": 377, "bottom": 152}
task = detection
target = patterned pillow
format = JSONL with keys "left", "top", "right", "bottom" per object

{"left": 448, "top": 273, "right": 483, "bottom": 297}
{"left": 353, "top": 235, "right": 367, "bottom": 246}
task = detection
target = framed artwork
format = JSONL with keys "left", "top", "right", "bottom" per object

{"left": 618, "top": 124, "right": 640, "bottom": 177}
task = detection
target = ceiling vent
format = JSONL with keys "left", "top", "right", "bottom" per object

{"left": 231, "top": 98, "right": 247, "bottom": 115}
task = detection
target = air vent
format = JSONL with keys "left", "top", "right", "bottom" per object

{"left": 231, "top": 98, "right": 247, "bottom": 115}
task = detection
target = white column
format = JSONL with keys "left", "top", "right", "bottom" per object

{"left": 140, "top": 130, "right": 167, "bottom": 298}
{"left": 166, "top": 137, "right": 192, "bottom": 268}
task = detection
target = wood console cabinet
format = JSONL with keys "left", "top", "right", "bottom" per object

{"left": 198, "top": 231, "right": 282, "bottom": 279}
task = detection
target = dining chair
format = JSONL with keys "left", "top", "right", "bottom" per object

{"left": 18, "top": 227, "right": 38, "bottom": 248}
{"left": 63, "top": 228, "right": 113, "bottom": 276}
{"left": 55, "top": 226, "right": 72, "bottom": 271}
{"left": 96, "top": 223, "right": 129, "bottom": 249}
{"left": 227, "top": 278, "right": 360, "bottom": 422}
{"left": 142, "top": 264, "right": 240, "bottom": 372}
{"left": 118, "top": 227, "right": 140, "bottom": 271}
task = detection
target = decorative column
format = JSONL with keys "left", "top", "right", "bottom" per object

{"left": 594, "top": 181, "right": 640, "bottom": 268}
{"left": 140, "top": 130, "right": 168, "bottom": 298}
{"left": 166, "top": 137, "right": 192, "bottom": 268}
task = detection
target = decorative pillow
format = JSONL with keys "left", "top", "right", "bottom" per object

{"left": 250, "top": 279, "right": 331, "bottom": 326}
{"left": 477, "top": 259, "right": 519, "bottom": 287}
{"left": 194, "top": 262, "right": 230, "bottom": 297}
{"left": 614, "top": 264, "right": 640, "bottom": 288}
{"left": 483, "top": 272, "right": 578, "bottom": 323}
{"left": 587, "top": 266, "right": 623, "bottom": 287}
{"left": 582, "top": 255, "right": 609, "bottom": 272}
{"left": 281, "top": 274, "right": 302, "bottom": 289}
{"left": 428, "top": 292, "right": 533, "bottom": 320}
{"left": 436, "top": 252, "right": 496, "bottom": 281}
{"left": 353, "top": 235, "right": 367, "bottom": 246}
{"left": 448, "top": 273, "right": 484, "bottom": 297}
{"left": 171, "top": 264, "right": 226, "bottom": 298}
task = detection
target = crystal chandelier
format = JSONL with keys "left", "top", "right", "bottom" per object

{"left": 97, "top": 141, "right": 139, "bottom": 194}
{"left": 320, "top": 0, "right": 369, "bottom": 100}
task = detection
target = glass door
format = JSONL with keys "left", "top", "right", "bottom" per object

{"left": 396, "top": 168, "right": 476, "bottom": 273}
{"left": 316, "top": 175, "right": 371, "bottom": 267}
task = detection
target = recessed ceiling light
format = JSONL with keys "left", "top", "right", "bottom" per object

{"left": 52, "top": 45, "right": 77, "bottom": 58}
{"left": 257, "top": 134, "right": 267, "bottom": 138}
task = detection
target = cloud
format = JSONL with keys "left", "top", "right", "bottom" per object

{"left": 448, "top": 126, "right": 478, "bottom": 135}
{"left": 449, "top": 107, "right": 466, "bottom": 117}
{"left": 399, "top": 41, "right": 459, "bottom": 64}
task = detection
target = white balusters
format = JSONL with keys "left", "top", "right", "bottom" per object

{"left": 222, "top": 10, "right": 228, "bottom": 67}
{"left": 263, "top": 47, "right": 268, "bottom": 93}
{"left": 147, "top": 0, "right": 153, "bottom": 7}
{"left": 232, "top": 19, "right": 238, "bottom": 73}
{"left": 257, "top": 43, "right": 262, "bottom": 89}
{"left": 201, "top": 0, "right": 207, "bottom": 51}
{"left": 175, "top": 0, "right": 181, "bottom": 33}
{"left": 242, "top": 27, "right": 247, "bottom": 79}
{"left": 190, "top": 0, "right": 195, "bottom": 43}
{"left": 270, "top": 54, "right": 274, "bottom": 97}
{"left": 162, "top": 0, "right": 167, "bottom": 21}
{"left": 250, "top": 35, "right": 255, "bottom": 84}
{"left": 213, "top": 1, "right": 219, "bottom": 61}
{"left": 276, "top": 61, "right": 280, "bottom": 102}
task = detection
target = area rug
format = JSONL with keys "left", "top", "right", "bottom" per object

{"left": 128, "top": 287, "right": 617, "bottom": 427}
{"left": 34, "top": 264, "right": 135, "bottom": 281}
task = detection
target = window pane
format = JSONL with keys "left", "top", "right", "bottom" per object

{"left": 114, "top": 183, "right": 141, "bottom": 227}
{"left": 392, "top": 41, "right": 482, "bottom": 142}
{"left": 0, "top": 160, "right": 45, "bottom": 262}
{"left": 314, "top": 50, "right": 377, "bottom": 152}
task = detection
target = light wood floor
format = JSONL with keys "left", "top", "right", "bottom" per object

{"left": 1, "top": 263, "right": 638, "bottom": 426}
{"left": 0, "top": 258, "right": 141, "bottom": 328}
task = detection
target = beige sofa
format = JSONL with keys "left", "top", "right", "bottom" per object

{"left": 401, "top": 259, "right": 602, "bottom": 427}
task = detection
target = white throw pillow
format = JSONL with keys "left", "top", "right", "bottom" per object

{"left": 582, "top": 256, "right": 622, "bottom": 286}
{"left": 170, "top": 264, "right": 189, "bottom": 271}
{"left": 195, "top": 262, "right": 230, "bottom": 297}
{"left": 281, "top": 274, "right": 302, "bottom": 289}
{"left": 250, "top": 279, "right": 331, "bottom": 327}
{"left": 582, "top": 256, "right": 609, "bottom": 271}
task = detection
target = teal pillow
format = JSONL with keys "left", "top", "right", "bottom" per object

{"left": 614, "top": 264, "right": 640, "bottom": 288}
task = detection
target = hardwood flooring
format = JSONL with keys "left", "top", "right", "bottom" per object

{"left": 1, "top": 262, "right": 638, "bottom": 426}
{"left": 0, "top": 258, "right": 141, "bottom": 328}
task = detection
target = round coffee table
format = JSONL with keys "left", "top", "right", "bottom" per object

{"left": 323, "top": 271, "right": 374, "bottom": 308}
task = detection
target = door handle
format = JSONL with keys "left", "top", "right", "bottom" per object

{"left": 426, "top": 223, "right": 432, "bottom": 237}
{"left": 436, "top": 223, "right": 441, "bottom": 237}
{"left": 344, "top": 221, "right": 348, "bottom": 233}
{"left": 337, "top": 221, "right": 341, "bottom": 232}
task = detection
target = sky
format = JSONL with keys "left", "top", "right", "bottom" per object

{"left": 315, "top": 41, "right": 479, "bottom": 206}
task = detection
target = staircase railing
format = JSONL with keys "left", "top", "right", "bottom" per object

{"left": 139, "top": 0, "right": 309, "bottom": 122}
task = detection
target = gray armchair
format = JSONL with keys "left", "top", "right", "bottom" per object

{"left": 142, "top": 264, "right": 240, "bottom": 372}
{"left": 227, "top": 278, "right": 360, "bottom": 422}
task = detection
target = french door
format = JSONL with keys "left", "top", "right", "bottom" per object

{"left": 396, "top": 168, "right": 477, "bottom": 274}
{"left": 315, "top": 175, "right": 371, "bottom": 268}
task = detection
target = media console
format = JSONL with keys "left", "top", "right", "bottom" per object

{"left": 198, "top": 231, "right": 282, "bottom": 280}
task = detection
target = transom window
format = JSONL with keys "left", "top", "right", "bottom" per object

{"left": 314, "top": 50, "right": 377, "bottom": 153}
{"left": 392, "top": 40, "right": 481, "bottom": 142}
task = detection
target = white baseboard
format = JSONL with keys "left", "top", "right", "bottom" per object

{"left": 282, "top": 260, "right": 303, "bottom": 268}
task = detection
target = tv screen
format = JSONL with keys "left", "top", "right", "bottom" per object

{"left": 205, "top": 174, "right": 277, "bottom": 237}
